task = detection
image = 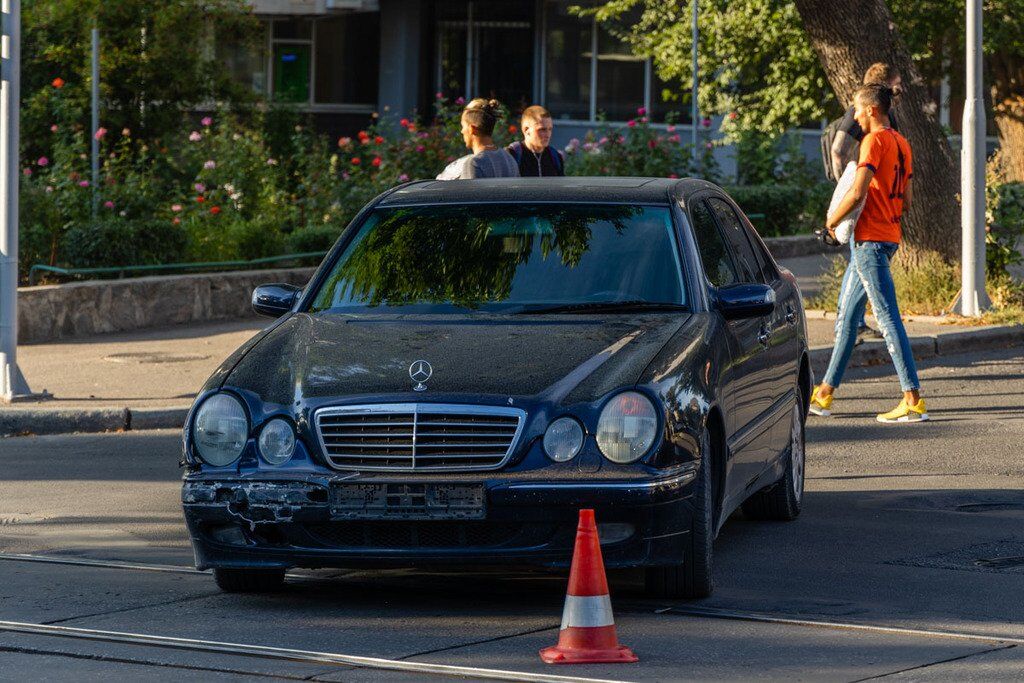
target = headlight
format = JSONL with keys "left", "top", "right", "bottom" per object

{"left": 258, "top": 418, "right": 295, "bottom": 466}
{"left": 543, "top": 417, "right": 584, "bottom": 462}
{"left": 596, "top": 391, "right": 658, "bottom": 464}
{"left": 193, "top": 393, "right": 249, "bottom": 467}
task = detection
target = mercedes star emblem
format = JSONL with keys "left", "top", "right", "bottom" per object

{"left": 409, "top": 360, "right": 433, "bottom": 392}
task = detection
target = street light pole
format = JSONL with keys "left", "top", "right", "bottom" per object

{"left": 0, "top": 0, "right": 32, "bottom": 401}
{"left": 959, "top": 0, "right": 989, "bottom": 316}
{"left": 91, "top": 25, "right": 99, "bottom": 217}
{"left": 691, "top": 0, "right": 698, "bottom": 166}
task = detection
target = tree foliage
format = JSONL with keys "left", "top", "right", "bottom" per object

{"left": 22, "top": 0, "right": 261, "bottom": 148}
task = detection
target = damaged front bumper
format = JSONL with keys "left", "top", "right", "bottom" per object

{"left": 181, "top": 468, "right": 696, "bottom": 572}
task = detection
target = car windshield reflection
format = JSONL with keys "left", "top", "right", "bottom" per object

{"left": 310, "top": 204, "right": 687, "bottom": 313}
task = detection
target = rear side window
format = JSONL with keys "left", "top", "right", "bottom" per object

{"left": 689, "top": 199, "right": 738, "bottom": 288}
{"left": 708, "top": 197, "right": 764, "bottom": 284}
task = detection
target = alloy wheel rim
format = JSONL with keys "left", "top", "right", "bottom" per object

{"left": 791, "top": 406, "right": 805, "bottom": 502}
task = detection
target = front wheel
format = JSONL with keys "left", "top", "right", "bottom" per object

{"left": 742, "top": 403, "right": 804, "bottom": 521}
{"left": 644, "top": 428, "right": 715, "bottom": 599}
{"left": 214, "top": 567, "right": 286, "bottom": 593}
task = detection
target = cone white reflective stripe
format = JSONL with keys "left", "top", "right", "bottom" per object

{"left": 560, "top": 594, "right": 615, "bottom": 630}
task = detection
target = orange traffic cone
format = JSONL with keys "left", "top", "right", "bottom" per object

{"left": 540, "top": 509, "right": 638, "bottom": 664}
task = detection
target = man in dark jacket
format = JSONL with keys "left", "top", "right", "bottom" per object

{"left": 506, "top": 105, "right": 565, "bottom": 177}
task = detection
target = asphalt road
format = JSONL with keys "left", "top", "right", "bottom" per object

{"left": 0, "top": 346, "right": 1022, "bottom": 681}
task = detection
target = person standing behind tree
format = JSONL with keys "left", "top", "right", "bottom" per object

{"left": 437, "top": 99, "right": 520, "bottom": 180}
{"left": 810, "top": 84, "right": 928, "bottom": 423}
{"left": 506, "top": 105, "right": 565, "bottom": 177}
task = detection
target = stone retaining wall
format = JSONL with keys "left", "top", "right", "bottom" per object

{"left": 18, "top": 267, "right": 315, "bottom": 344}
{"left": 15, "top": 235, "right": 830, "bottom": 344}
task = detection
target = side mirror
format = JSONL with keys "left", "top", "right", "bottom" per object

{"left": 252, "top": 283, "right": 301, "bottom": 318}
{"left": 717, "top": 283, "right": 775, "bottom": 320}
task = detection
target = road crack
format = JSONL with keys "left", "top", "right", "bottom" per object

{"left": 848, "top": 643, "right": 1017, "bottom": 681}
{"left": 40, "top": 590, "right": 223, "bottom": 626}
{"left": 393, "top": 624, "right": 560, "bottom": 661}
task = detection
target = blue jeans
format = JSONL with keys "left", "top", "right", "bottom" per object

{"left": 838, "top": 240, "right": 867, "bottom": 330}
{"left": 823, "top": 241, "right": 920, "bottom": 391}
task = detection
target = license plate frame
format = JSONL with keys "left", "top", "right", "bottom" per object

{"left": 329, "top": 482, "right": 486, "bottom": 520}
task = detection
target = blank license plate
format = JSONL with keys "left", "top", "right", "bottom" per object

{"left": 330, "top": 483, "right": 485, "bottom": 520}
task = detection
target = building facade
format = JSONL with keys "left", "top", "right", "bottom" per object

{"left": 227, "top": 1, "right": 981, "bottom": 181}
{"left": 230, "top": 1, "right": 688, "bottom": 133}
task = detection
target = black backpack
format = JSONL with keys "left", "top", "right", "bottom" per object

{"left": 820, "top": 116, "right": 846, "bottom": 183}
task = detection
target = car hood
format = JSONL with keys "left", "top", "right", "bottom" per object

{"left": 224, "top": 312, "right": 690, "bottom": 406}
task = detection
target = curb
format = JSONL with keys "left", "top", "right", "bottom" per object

{"left": 2, "top": 324, "right": 1022, "bottom": 439}
{"left": 809, "top": 323, "right": 1024, "bottom": 377}
{"left": 0, "top": 406, "right": 189, "bottom": 438}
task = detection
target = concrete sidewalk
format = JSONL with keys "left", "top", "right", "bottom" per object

{"left": 2, "top": 313, "right": 1021, "bottom": 437}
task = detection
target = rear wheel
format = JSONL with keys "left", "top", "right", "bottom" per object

{"left": 644, "top": 428, "right": 715, "bottom": 599}
{"left": 214, "top": 567, "right": 286, "bottom": 593}
{"left": 741, "top": 403, "right": 804, "bottom": 521}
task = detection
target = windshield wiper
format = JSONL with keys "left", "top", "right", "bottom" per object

{"left": 517, "top": 300, "right": 688, "bottom": 314}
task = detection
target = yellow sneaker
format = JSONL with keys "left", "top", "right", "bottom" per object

{"left": 876, "top": 397, "right": 929, "bottom": 423}
{"left": 809, "top": 386, "right": 833, "bottom": 417}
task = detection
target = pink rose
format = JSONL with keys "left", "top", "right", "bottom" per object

{"left": 194, "top": 183, "right": 206, "bottom": 193}
{"left": 78, "top": 180, "right": 89, "bottom": 187}
{"left": 627, "top": 120, "right": 636, "bottom": 128}
{"left": 94, "top": 127, "right": 107, "bottom": 140}
{"left": 37, "top": 156, "right": 49, "bottom": 166}
{"left": 666, "top": 125, "right": 676, "bottom": 133}
{"left": 398, "top": 173, "right": 409, "bottom": 182}
{"left": 455, "top": 96, "right": 465, "bottom": 105}
{"left": 705, "top": 142, "right": 714, "bottom": 149}
{"left": 203, "top": 160, "right": 216, "bottom": 170}
{"left": 201, "top": 116, "right": 213, "bottom": 127}
{"left": 415, "top": 145, "right": 426, "bottom": 153}
{"left": 50, "top": 124, "right": 58, "bottom": 133}
{"left": 637, "top": 107, "right": 647, "bottom": 116}
{"left": 103, "top": 200, "right": 114, "bottom": 209}
{"left": 22, "top": 167, "right": 31, "bottom": 176}
{"left": 189, "top": 131, "right": 202, "bottom": 142}
{"left": 702, "top": 117, "right": 712, "bottom": 128}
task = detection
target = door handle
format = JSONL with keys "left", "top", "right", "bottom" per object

{"left": 758, "top": 329, "right": 771, "bottom": 347}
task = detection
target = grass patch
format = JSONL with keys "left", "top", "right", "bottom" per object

{"left": 807, "top": 252, "right": 1024, "bottom": 325}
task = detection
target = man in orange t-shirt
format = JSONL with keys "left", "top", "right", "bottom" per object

{"left": 810, "top": 84, "right": 927, "bottom": 423}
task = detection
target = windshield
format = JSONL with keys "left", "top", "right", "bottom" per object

{"left": 309, "top": 203, "right": 685, "bottom": 313}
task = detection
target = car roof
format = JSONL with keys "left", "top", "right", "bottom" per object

{"left": 377, "top": 176, "right": 719, "bottom": 207}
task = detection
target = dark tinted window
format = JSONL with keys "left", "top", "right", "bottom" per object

{"left": 708, "top": 197, "right": 763, "bottom": 283}
{"left": 311, "top": 204, "right": 685, "bottom": 313}
{"left": 689, "top": 200, "right": 737, "bottom": 288}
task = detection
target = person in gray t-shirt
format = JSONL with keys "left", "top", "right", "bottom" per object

{"left": 436, "top": 98, "right": 519, "bottom": 180}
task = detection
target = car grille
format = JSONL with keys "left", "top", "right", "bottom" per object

{"left": 302, "top": 521, "right": 531, "bottom": 549}
{"left": 314, "top": 403, "right": 526, "bottom": 471}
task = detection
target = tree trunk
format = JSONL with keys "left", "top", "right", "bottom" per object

{"left": 993, "top": 102, "right": 1024, "bottom": 183}
{"left": 792, "top": 0, "right": 961, "bottom": 265}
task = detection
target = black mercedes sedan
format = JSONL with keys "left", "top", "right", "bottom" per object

{"left": 181, "top": 177, "right": 810, "bottom": 598}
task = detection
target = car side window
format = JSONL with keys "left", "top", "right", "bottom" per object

{"left": 707, "top": 197, "right": 764, "bottom": 284}
{"left": 688, "top": 199, "right": 738, "bottom": 288}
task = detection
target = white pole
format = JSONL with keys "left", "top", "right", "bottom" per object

{"left": 91, "top": 26, "right": 99, "bottom": 217}
{"left": 0, "top": 0, "right": 32, "bottom": 401}
{"left": 959, "top": 0, "right": 989, "bottom": 316}
{"left": 691, "top": 0, "right": 698, "bottom": 166}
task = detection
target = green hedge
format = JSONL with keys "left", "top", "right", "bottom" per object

{"left": 726, "top": 183, "right": 832, "bottom": 237}
{"left": 63, "top": 218, "right": 189, "bottom": 268}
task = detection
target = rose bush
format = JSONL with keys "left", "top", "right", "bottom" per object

{"left": 20, "top": 93, "right": 808, "bottom": 281}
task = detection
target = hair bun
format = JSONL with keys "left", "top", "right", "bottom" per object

{"left": 487, "top": 99, "right": 500, "bottom": 111}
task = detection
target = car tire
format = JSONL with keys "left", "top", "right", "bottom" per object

{"left": 644, "top": 428, "right": 715, "bottom": 600}
{"left": 741, "top": 403, "right": 804, "bottom": 521}
{"left": 214, "top": 567, "right": 286, "bottom": 593}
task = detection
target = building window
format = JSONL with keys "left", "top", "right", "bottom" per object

{"left": 315, "top": 14, "right": 380, "bottom": 105}
{"left": 218, "top": 15, "right": 379, "bottom": 109}
{"left": 543, "top": 0, "right": 683, "bottom": 123}
{"left": 216, "top": 21, "right": 269, "bottom": 95}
